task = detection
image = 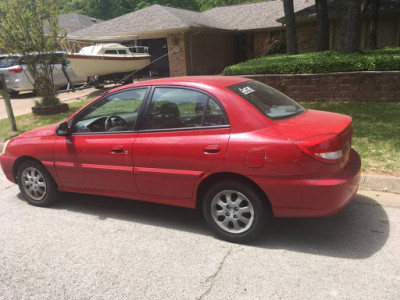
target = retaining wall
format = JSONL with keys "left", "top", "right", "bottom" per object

{"left": 245, "top": 71, "right": 400, "bottom": 101}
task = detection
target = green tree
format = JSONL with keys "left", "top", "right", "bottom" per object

{"left": 198, "top": 0, "right": 259, "bottom": 11}
{"left": 0, "top": 0, "right": 63, "bottom": 106}
{"left": 339, "top": 0, "right": 362, "bottom": 53}
{"left": 315, "top": 0, "right": 329, "bottom": 51}
{"left": 59, "top": 0, "right": 265, "bottom": 19}
{"left": 61, "top": 0, "right": 201, "bottom": 20}
{"left": 363, "top": 0, "right": 381, "bottom": 49}
{"left": 283, "top": 0, "right": 298, "bottom": 55}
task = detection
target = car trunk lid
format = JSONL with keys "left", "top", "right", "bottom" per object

{"left": 276, "top": 109, "right": 353, "bottom": 165}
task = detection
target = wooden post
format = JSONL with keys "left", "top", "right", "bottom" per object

{"left": 0, "top": 73, "right": 18, "bottom": 132}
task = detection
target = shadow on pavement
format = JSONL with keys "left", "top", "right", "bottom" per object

{"left": 255, "top": 194, "right": 390, "bottom": 258}
{"left": 10, "top": 91, "right": 37, "bottom": 99}
{"left": 22, "top": 192, "right": 389, "bottom": 259}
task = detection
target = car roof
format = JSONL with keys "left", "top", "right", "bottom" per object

{"left": 110, "top": 76, "right": 251, "bottom": 94}
{"left": 139, "top": 76, "right": 248, "bottom": 87}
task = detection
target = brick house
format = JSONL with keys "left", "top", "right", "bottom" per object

{"left": 68, "top": 0, "right": 400, "bottom": 77}
{"left": 68, "top": 1, "right": 310, "bottom": 77}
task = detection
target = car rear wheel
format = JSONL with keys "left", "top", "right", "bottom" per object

{"left": 9, "top": 90, "right": 20, "bottom": 97}
{"left": 17, "top": 160, "right": 59, "bottom": 207}
{"left": 202, "top": 180, "right": 269, "bottom": 243}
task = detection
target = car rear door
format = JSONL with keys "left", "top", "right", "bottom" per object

{"left": 133, "top": 86, "right": 230, "bottom": 200}
{"left": 51, "top": 53, "right": 67, "bottom": 86}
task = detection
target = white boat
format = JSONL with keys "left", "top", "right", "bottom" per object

{"left": 67, "top": 43, "right": 151, "bottom": 78}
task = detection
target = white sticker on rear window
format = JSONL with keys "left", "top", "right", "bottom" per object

{"left": 239, "top": 87, "right": 255, "bottom": 95}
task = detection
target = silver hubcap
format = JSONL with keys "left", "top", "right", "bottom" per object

{"left": 211, "top": 190, "right": 255, "bottom": 234}
{"left": 21, "top": 167, "right": 47, "bottom": 201}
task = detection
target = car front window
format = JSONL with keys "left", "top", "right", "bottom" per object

{"left": 73, "top": 88, "right": 148, "bottom": 133}
{"left": 227, "top": 81, "right": 305, "bottom": 120}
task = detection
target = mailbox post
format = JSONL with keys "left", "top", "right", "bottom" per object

{"left": 0, "top": 73, "right": 17, "bottom": 132}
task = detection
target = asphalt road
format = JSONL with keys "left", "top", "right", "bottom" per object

{"left": 0, "top": 171, "right": 399, "bottom": 300}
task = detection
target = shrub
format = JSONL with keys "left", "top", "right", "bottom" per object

{"left": 222, "top": 47, "right": 400, "bottom": 75}
{"left": 262, "top": 33, "right": 286, "bottom": 56}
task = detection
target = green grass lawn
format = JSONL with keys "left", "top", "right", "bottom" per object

{"left": 1, "top": 100, "right": 399, "bottom": 176}
{"left": 0, "top": 100, "right": 91, "bottom": 141}
{"left": 300, "top": 101, "right": 400, "bottom": 176}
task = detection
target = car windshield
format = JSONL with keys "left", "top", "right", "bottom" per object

{"left": 0, "top": 57, "right": 18, "bottom": 68}
{"left": 227, "top": 81, "right": 305, "bottom": 120}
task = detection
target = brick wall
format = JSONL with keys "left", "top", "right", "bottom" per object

{"left": 297, "top": 22, "right": 317, "bottom": 53}
{"left": 254, "top": 31, "right": 269, "bottom": 58}
{"left": 245, "top": 71, "right": 400, "bottom": 101}
{"left": 190, "top": 32, "right": 235, "bottom": 75}
{"left": 167, "top": 32, "right": 189, "bottom": 77}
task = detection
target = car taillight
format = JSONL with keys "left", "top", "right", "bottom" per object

{"left": 295, "top": 126, "right": 353, "bottom": 165}
{"left": 8, "top": 67, "right": 23, "bottom": 73}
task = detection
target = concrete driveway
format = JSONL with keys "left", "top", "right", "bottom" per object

{"left": 0, "top": 85, "right": 114, "bottom": 119}
{"left": 0, "top": 170, "right": 399, "bottom": 299}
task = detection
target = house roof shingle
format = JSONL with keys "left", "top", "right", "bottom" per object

{"left": 203, "top": 0, "right": 312, "bottom": 30}
{"left": 68, "top": 0, "right": 314, "bottom": 40}
{"left": 69, "top": 5, "right": 227, "bottom": 39}
{"left": 58, "top": 13, "right": 103, "bottom": 34}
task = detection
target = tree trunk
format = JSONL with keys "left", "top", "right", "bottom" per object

{"left": 339, "top": 0, "right": 362, "bottom": 53}
{"left": 316, "top": 0, "right": 330, "bottom": 51}
{"left": 283, "top": 0, "right": 298, "bottom": 55}
{"left": 368, "top": 0, "right": 380, "bottom": 49}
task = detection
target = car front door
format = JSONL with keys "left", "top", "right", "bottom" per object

{"left": 53, "top": 87, "right": 148, "bottom": 194}
{"left": 133, "top": 86, "right": 230, "bottom": 200}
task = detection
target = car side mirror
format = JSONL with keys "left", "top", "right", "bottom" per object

{"left": 56, "top": 122, "right": 71, "bottom": 136}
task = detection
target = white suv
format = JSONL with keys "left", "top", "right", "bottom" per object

{"left": 0, "top": 52, "right": 86, "bottom": 96}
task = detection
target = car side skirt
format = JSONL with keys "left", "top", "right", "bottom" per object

{"left": 58, "top": 186, "right": 196, "bottom": 209}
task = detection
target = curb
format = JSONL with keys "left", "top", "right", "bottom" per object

{"left": 360, "top": 174, "right": 400, "bottom": 194}
{"left": 0, "top": 140, "right": 399, "bottom": 194}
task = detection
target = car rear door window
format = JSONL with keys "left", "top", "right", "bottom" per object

{"left": 143, "top": 87, "right": 228, "bottom": 130}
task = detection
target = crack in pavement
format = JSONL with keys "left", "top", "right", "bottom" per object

{"left": 1, "top": 185, "right": 14, "bottom": 190}
{"left": 198, "top": 246, "right": 233, "bottom": 300}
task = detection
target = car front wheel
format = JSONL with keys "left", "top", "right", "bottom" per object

{"left": 17, "top": 160, "right": 59, "bottom": 207}
{"left": 202, "top": 180, "right": 269, "bottom": 243}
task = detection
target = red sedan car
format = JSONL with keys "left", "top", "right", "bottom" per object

{"left": 0, "top": 76, "right": 361, "bottom": 242}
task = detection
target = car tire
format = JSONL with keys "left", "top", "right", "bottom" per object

{"left": 94, "top": 82, "right": 105, "bottom": 89}
{"left": 17, "top": 160, "right": 59, "bottom": 207}
{"left": 202, "top": 180, "right": 269, "bottom": 243}
{"left": 9, "top": 90, "right": 20, "bottom": 97}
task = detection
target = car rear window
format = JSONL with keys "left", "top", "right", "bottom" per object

{"left": 227, "top": 81, "right": 305, "bottom": 120}
{"left": 0, "top": 57, "right": 18, "bottom": 68}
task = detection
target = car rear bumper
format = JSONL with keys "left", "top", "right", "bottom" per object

{"left": 5, "top": 77, "right": 34, "bottom": 92}
{"left": 252, "top": 149, "right": 361, "bottom": 218}
{"left": 0, "top": 154, "right": 17, "bottom": 183}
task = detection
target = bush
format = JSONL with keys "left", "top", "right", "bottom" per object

{"left": 262, "top": 33, "right": 286, "bottom": 56}
{"left": 222, "top": 47, "right": 400, "bottom": 75}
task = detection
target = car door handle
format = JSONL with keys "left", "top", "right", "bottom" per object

{"left": 203, "top": 145, "right": 221, "bottom": 154}
{"left": 110, "top": 145, "right": 124, "bottom": 154}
